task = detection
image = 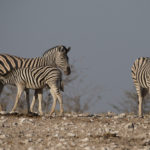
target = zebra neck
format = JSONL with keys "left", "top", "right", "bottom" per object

{"left": 42, "top": 53, "right": 56, "bottom": 67}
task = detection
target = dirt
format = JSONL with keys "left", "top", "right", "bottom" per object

{"left": 0, "top": 112, "right": 150, "bottom": 150}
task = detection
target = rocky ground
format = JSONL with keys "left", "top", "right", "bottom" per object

{"left": 0, "top": 112, "right": 150, "bottom": 150}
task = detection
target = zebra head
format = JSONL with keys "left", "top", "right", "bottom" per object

{"left": 43, "top": 45, "right": 71, "bottom": 75}
{"left": 55, "top": 45, "right": 71, "bottom": 75}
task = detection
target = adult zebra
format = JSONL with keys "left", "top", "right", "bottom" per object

{"left": 0, "top": 45, "right": 71, "bottom": 113}
{"left": 131, "top": 57, "right": 150, "bottom": 117}
{"left": 0, "top": 66, "right": 64, "bottom": 116}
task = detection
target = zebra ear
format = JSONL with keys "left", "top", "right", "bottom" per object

{"left": 67, "top": 47, "right": 71, "bottom": 53}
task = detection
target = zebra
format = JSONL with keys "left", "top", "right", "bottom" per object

{"left": 0, "top": 66, "right": 64, "bottom": 116}
{"left": 0, "top": 45, "right": 71, "bottom": 113}
{"left": 131, "top": 57, "right": 150, "bottom": 117}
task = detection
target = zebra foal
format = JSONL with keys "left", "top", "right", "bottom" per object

{"left": 0, "top": 66, "right": 64, "bottom": 116}
{"left": 131, "top": 57, "right": 150, "bottom": 117}
{"left": 0, "top": 45, "right": 71, "bottom": 113}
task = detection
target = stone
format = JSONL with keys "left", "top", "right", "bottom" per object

{"left": 118, "top": 113, "right": 126, "bottom": 118}
{"left": 28, "top": 147, "right": 34, "bottom": 150}
{"left": 19, "top": 118, "right": 26, "bottom": 124}
{"left": 125, "top": 123, "right": 134, "bottom": 129}
{"left": 81, "top": 138, "right": 89, "bottom": 142}
{"left": 67, "top": 133, "right": 76, "bottom": 137}
{"left": 0, "top": 134, "right": 6, "bottom": 139}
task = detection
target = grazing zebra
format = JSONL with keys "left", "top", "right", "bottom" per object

{"left": 0, "top": 66, "right": 64, "bottom": 116}
{"left": 131, "top": 57, "right": 150, "bottom": 117}
{"left": 0, "top": 45, "right": 71, "bottom": 113}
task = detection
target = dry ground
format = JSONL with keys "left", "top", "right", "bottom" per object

{"left": 0, "top": 112, "right": 150, "bottom": 150}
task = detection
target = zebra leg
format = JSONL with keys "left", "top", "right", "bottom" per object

{"left": 49, "top": 88, "right": 57, "bottom": 116}
{"left": 50, "top": 85, "right": 64, "bottom": 116}
{"left": 24, "top": 89, "right": 31, "bottom": 114}
{"left": 56, "top": 92, "right": 64, "bottom": 116}
{"left": 136, "top": 85, "right": 143, "bottom": 117}
{"left": 10, "top": 85, "right": 24, "bottom": 113}
{"left": 37, "top": 89, "right": 43, "bottom": 116}
{"left": 30, "top": 92, "right": 36, "bottom": 113}
{"left": 138, "top": 94, "right": 143, "bottom": 117}
{"left": 139, "top": 88, "right": 148, "bottom": 117}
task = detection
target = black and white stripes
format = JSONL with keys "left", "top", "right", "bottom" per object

{"left": 0, "top": 66, "right": 64, "bottom": 115}
{"left": 131, "top": 57, "right": 150, "bottom": 116}
{"left": 0, "top": 45, "right": 71, "bottom": 75}
{"left": 0, "top": 45, "right": 71, "bottom": 114}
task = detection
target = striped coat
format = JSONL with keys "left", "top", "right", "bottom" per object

{"left": 0, "top": 66, "right": 64, "bottom": 116}
{"left": 0, "top": 45, "right": 71, "bottom": 113}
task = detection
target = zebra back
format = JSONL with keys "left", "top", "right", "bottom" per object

{"left": 1, "top": 66, "right": 62, "bottom": 89}
{"left": 0, "top": 54, "right": 42, "bottom": 75}
{"left": 0, "top": 45, "right": 71, "bottom": 76}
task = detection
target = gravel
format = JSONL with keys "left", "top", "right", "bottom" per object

{"left": 0, "top": 112, "right": 150, "bottom": 150}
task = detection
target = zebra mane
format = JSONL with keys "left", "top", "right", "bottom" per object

{"left": 43, "top": 46, "right": 60, "bottom": 57}
{"left": 43, "top": 45, "right": 69, "bottom": 57}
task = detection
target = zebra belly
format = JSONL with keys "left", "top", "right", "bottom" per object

{"left": 25, "top": 83, "right": 45, "bottom": 89}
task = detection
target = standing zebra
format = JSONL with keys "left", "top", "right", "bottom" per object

{"left": 0, "top": 45, "right": 71, "bottom": 113}
{"left": 0, "top": 66, "right": 64, "bottom": 116}
{"left": 131, "top": 57, "right": 150, "bottom": 117}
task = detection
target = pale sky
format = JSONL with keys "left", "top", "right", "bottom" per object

{"left": 0, "top": 0, "right": 150, "bottom": 113}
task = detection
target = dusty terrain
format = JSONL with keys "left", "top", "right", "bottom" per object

{"left": 0, "top": 112, "right": 150, "bottom": 150}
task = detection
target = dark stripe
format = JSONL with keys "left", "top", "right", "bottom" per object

{"left": 35, "top": 67, "right": 50, "bottom": 85}
{"left": 31, "top": 69, "right": 37, "bottom": 87}
{"left": 0, "top": 60, "right": 8, "bottom": 73}
{"left": 0, "top": 70, "right": 4, "bottom": 74}
{"left": 0, "top": 54, "right": 13, "bottom": 71}
{"left": 27, "top": 58, "right": 33, "bottom": 67}
{"left": 23, "top": 59, "right": 30, "bottom": 68}
{"left": 26, "top": 68, "right": 32, "bottom": 86}
{"left": 8, "top": 55, "right": 19, "bottom": 69}
{"left": 22, "top": 69, "right": 26, "bottom": 81}
{"left": 39, "top": 69, "right": 52, "bottom": 85}
{"left": 46, "top": 73, "right": 58, "bottom": 81}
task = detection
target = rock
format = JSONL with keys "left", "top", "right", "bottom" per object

{"left": 67, "top": 133, "right": 76, "bottom": 137}
{"left": 84, "top": 147, "right": 91, "bottom": 150}
{"left": 0, "top": 134, "right": 6, "bottom": 139}
{"left": 26, "top": 133, "right": 33, "bottom": 138}
{"left": 81, "top": 138, "right": 89, "bottom": 142}
{"left": 28, "top": 147, "right": 34, "bottom": 150}
{"left": 28, "top": 138, "right": 33, "bottom": 142}
{"left": 65, "top": 113, "right": 72, "bottom": 117}
{"left": 37, "top": 138, "right": 43, "bottom": 143}
{"left": 54, "top": 134, "right": 59, "bottom": 137}
{"left": 19, "top": 118, "right": 26, "bottom": 124}
{"left": 125, "top": 123, "right": 134, "bottom": 129}
{"left": 0, "top": 111, "right": 7, "bottom": 115}
{"left": 142, "top": 139, "right": 150, "bottom": 146}
{"left": 62, "top": 117, "right": 67, "bottom": 120}
{"left": 118, "top": 113, "right": 126, "bottom": 118}
{"left": 12, "top": 122, "right": 18, "bottom": 126}
{"left": 101, "top": 148, "right": 112, "bottom": 150}
{"left": 70, "top": 141, "right": 76, "bottom": 146}
{"left": 78, "top": 113, "right": 90, "bottom": 117}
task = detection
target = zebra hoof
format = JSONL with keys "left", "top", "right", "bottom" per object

{"left": 58, "top": 112, "right": 64, "bottom": 117}
{"left": 9, "top": 111, "right": 19, "bottom": 115}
